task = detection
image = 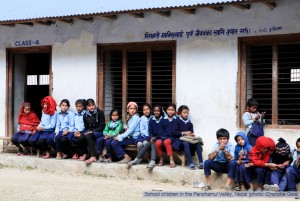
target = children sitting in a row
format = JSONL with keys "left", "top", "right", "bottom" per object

{"left": 202, "top": 128, "right": 299, "bottom": 191}
{"left": 11, "top": 97, "right": 203, "bottom": 170}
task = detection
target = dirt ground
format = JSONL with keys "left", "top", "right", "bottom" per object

{"left": 0, "top": 165, "right": 297, "bottom": 201}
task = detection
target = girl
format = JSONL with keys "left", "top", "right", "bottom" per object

{"left": 96, "top": 108, "right": 123, "bottom": 163}
{"left": 173, "top": 105, "right": 204, "bottom": 170}
{"left": 49, "top": 99, "right": 75, "bottom": 159}
{"left": 155, "top": 103, "right": 177, "bottom": 168}
{"left": 78, "top": 98, "right": 105, "bottom": 163}
{"left": 135, "top": 104, "right": 153, "bottom": 158}
{"left": 29, "top": 96, "right": 57, "bottom": 158}
{"left": 111, "top": 102, "right": 140, "bottom": 164}
{"left": 129, "top": 105, "right": 164, "bottom": 169}
{"left": 242, "top": 98, "right": 265, "bottom": 146}
{"left": 233, "top": 131, "right": 253, "bottom": 191}
{"left": 11, "top": 102, "right": 40, "bottom": 155}
{"left": 71, "top": 99, "right": 86, "bottom": 159}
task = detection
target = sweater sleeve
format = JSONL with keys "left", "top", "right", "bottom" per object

{"left": 93, "top": 110, "right": 105, "bottom": 132}
{"left": 103, "top": 123, "right": 110, "bottom": 135}
{"left": 173, "top": 119, "right": 182, "bottom": 138}
{"left": 242, "top": 112, "right": 254, "bottom": 126}
{"left": 108, "top": 122, "right": 123, "bottom": 137}
{"left": 148, "top": 120, "right": 154, "bottom": 138}
{"left": 117, "top": 116, "right": 139, "bottom": 141}
{"left": 249, "top": 150, "right": 266, "bottom": 167}
{"left": 139, "top": 117, "right": 149, "bottom": 137}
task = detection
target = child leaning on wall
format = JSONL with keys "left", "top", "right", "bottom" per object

{"left": 202, "top": 128, "right": 236, "bottom": 191}
{"left": 11, "top": 102, "right": 40, "bottom": 155}
{"left": 242, "top": 98, "right": 266, "bottom": 146}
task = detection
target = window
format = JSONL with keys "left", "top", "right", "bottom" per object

{"left": 27, "top": 74, "right": 49, "bottom": 85}
{"left": 27, "top": 75, "right": 38, "bottom": 85}
{"left": 98, "top": 42, "right": 176, "bottom": 120}
{"left": 239, "top": 34, "right": 300, "bottom": 127}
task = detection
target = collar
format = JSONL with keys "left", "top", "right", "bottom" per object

{"left": 164, "top": 115, "right": 177, "bottom": 120}
{"left": 179, "top": 116, "right": 190, "bottom": 124}
{"left": 75, "top": 110, "right": 86, "bottom": 116}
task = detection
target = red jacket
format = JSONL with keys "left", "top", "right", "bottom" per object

{"left": 249, "top": 136, "right": 275, "bottom": 167}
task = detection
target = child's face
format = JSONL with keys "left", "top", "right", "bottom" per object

{"left": 127, "top": 105, "right": 137, "bottom": 116}
{"left": 260, "top": 148, "right": 268, "bottom": 153}
{"left": 23, "top": 106, "right": 31, "bottom": 114}
{"left": 180, "top": 109, "right": 189, "bottom": 119}
{"left": 166, "top": 106, "right": 175, "bottom": 117}
{"left": 217, "top": 137, "right": 228, "bottom": 146}
{"left": 111, "top": 111, "right": 119, "bottom": 122}
{"left": 153, "top": 107, "right": 161, "bottom": 118}
{"left": 76, "top": 103, "right": 84, "bottom": 113}
{"left": 143, "top": 106, "right": 151, "bottom": 117}
{"left": 60, "top": 102, "right": 69, "bottom": 113}
{"left": 43, "top": 102, "right": 47, "bottom": 109}
{"left": 296, "top": 142, "right": 300, "bottom": 152}
{"left": 86, "top": 104, "right": 95, "bottom": 112}
{"left": 237, "top": 136, "right": 245, "bottom": 146}
{"left": 248, "top": 106, "right": 257, "bottom": 113}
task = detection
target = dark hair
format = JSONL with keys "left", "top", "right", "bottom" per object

{"left": 60, "top": 99, "right": 70, "bottom": 107}
{"left": 143, "top": 103, "right": 152, "bottom": 110}
{"left": 296, "top": 138, "right": 300, "bottom": 145}
{"left": 177, "top": 105, "right": 189, "bottom": 115}
{"left": 246, "top": 98, "right": 258, "bottom": 108}
{"left": 110, "top": 108, "right": 121, "bottom": 121}
{"left": 216, "top": 128, "right": 230, "bottom": 139}
{"left": 166, "top": 103, "right": 176, "bottom": 111}
{"left": 153, "top": 105, "right": 163, "bottom": 118}
{"left": 86, "top": 98, "right": 96, "bottom": 106}
{"left": 75, "top": 99, "right": 86, "bottom": 108}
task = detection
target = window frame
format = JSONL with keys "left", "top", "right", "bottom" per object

{"left": 97, "top": 41, "right": 176, "bottom": 122}
{"left": 238, "top": 33, "right": 300, "bottom": 129}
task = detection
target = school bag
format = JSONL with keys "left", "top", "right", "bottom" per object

{"left": 250, "top": 113, "right": 264, "bottom": 137}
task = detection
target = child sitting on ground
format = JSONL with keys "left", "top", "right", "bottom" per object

{"left": 285, "top": 138, "right": 300, "bottom": 191}
{"left": 202, "top": 128, "right": 235, "bottom": 191}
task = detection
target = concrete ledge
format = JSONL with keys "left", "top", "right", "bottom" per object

{"left": 0, "top": 153, "right": 228, "bottom": 189}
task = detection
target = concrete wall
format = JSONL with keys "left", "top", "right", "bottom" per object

{"left": 0, "top": 0, "right": 299, "bottom": 156}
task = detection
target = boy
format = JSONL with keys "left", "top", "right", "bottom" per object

{"left": 248, "top": 136, "right": 276, "bottom": 191}
{"left": 202, "top": 128, "right": 235, "bottom": 191}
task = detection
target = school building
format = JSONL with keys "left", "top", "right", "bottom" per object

{"left": 0, "top": 0, "right": 299, "bottom": 156}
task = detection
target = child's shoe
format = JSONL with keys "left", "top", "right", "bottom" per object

{"left": 198, "top": 163, "right": 204, "bottom": 169}
{"left": 263, "top": 184, "right": 279, "bottom": 191}
{"left": 146, "top": 160, "right": 156, "bottom": 169}
{"left": 189, "top": 163, "right": 196, "bottom": 170}
{"left": 128, "top": 158, "right": 139, "bottom": 166}
{"left": 225, "top": 186, "right": 232, "bottom": 191}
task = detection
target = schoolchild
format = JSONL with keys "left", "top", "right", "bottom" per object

{"left": 128, "top": 105, "right": 164, "bottom": 169}
{"left": 155, "top": 103, "right": 177, "bottom": 168}
{"left": 242, "top": 98, "right": 266, "bottom": 146}
{"left": 96, "top": 108, "right": 123, "bottom": 163}
{"left": 11, "top": 102, "right": 40, "bottom": 155}
{"left": 47, "top": 99, "right": 75, "bottom": 159}
{"left": 233, "top": 131, "right": 253, "bottom": 191}
{"left": 202, "top": 128, "right": 236, "bottom": 191}
{"left": 285, "top": 138, "right": 300, "bottom": 191}
{"left": 111, "top": 102, "right": 140, "bottom": 164}
{"left": 30, "top": 96, "right": 57, "bottom": 158}
{"left": 78, "top": 98, "right": 105, "bottom": 163}
{"left": 173, "top": 105, "right": 203, "bottom": 170}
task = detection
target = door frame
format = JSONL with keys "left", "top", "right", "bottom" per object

{"left": 6, "top": 46, "right": 52, "bottom": 137}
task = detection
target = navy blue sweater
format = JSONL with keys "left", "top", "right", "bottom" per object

{"left": 148, "top": 117, "right": 164, "bottom": 138}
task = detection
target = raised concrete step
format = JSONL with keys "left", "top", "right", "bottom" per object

{"left": 0, "top": 153, "right": 228, "bottom": 189}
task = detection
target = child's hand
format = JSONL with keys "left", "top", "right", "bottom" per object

{"left": 104, "top": 135, "right": 109, "bottom": 139}
{"left": 219, "top": 143, "right": 226, "bottom": 150}
{"left": 36, "top": 126, "right": 44, "bottom": 131}
{"left": 150, "top": 137, "right": 156, "bottom": 144}
{"left": 32, "top": 130, "right": 36, "bottom": 135}
{"left": 278, "top": 164, "right": 284, "bottom": 169}
{"left": 245, "top": 163, "right": 253, "bottom": 168}
{"left": 237, "top": 159, "right": 242, "bottom": 165}
{"left": 63, "top": 130, "right": 69, "bottom": 136}
{"left": 261, "top": 112, "right": 266, "bottom": 118}
{"left": 269, "top": 163, "right": 278, "bottom": 169}
{"left": 113, "top": 136, "right": 118, "bottom": 141}
{"left": 74, "top": 131, "right": 80, "bottom": 137}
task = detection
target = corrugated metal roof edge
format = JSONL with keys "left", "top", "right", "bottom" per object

{"left": 0, "top": 0, "right": 271, "bottom": 24}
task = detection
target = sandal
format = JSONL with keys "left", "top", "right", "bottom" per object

{"left": 43, "top": 155, "right": 52, "bottom": 159}
{"left": 85, "top": 158, "right": 97, "bottom": 164}
{"left": 157, "top": 159, "right": 164, "bottom": 166}
{"left": 189, "top": 163, "right": 196, "bottom": 170}
{"left": 78, "top": 155, "right": 87, "bottom": 161}
{"left": 72, "top": 154, "right": 78, "bottom": 160}
{"left": 201, "top": 185, "right": 212, "bottom": 191}
{"left": 104, "top": 159, "right": 112, "bottom": 163}
{"left": 169, "top": 162, "right": 176, "bottom": 168}
{"left": 62, "top": 153, "right": 68, "bottom": 159}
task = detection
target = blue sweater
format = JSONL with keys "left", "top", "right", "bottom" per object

{"left": 148, "top": 116, "right": 164, "bottom": 138}
{"left": 173, "top": 117, "right": 194, "bottom": 137}
{"left": 160, "top": 116, "right": 177, "bottom": 139}
{"left": 234, "top": 131, "right": 252, "bottom": 163}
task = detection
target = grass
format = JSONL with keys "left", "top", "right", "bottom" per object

{"left": 161, "top": 178, "right": 173, "bottom": 184}
{"left": 136, "top": 176, "right": 144, "bottom": 181}
{"left": 24, "top": 166, "right": 36, "bottom": 170}
{"left": 83, "top": 171, "right": 112, "bottom": 178}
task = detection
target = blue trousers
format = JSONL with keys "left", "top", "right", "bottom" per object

{"left": 111, "top": 138, "right": 135, "bottom": 158}
{"left": 46, "top": 132, "right": 56, "bottom": 150}
{"left": 245, "top": 167, "right": 268, "bottom": 185}
{"left": 235, "top": 163, "right": 252, "bottom": 185}
{"left": 204, "top": 160, "right": 236, "bottom": 179}
{"left": 285, "top": 166, "right": 300, "bottom": 191}
{"left": 96, "top": 136, "right": 114, "bottom": 158}
{"left": 179, "top": 141, "right": 203, "bottom": 165}
{"left": 271, "top": 169, "right": 287, "bottom": 191}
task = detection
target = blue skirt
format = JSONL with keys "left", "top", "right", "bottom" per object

{"left": 134, "top": 136, "right": 150, "bottom": 144}
{"left": 18, "top": 132, "right": 31, "bottom": 143}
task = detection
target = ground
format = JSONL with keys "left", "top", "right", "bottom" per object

{"left": 0, "top": 165, "right": 297, "bottom": 201}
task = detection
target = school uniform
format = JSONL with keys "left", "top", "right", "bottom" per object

{"left": 233, "top": 132, "right": 252, "bottom": 186}
{"left": 135, "top": 116, "right": 163, "bottom": 160}
{"left": 155, "top": 115, "right": 176, "bottom": 156}
{"left": 78, "top": 108, "right": 105, "bottom": 157}
{"left": 135, "top": 115, "right": 153, "bottom": 144}
{"left": 173, "top": 117, "right": 203, "bottom": 166}
{"left": 249, "top": 136, "right": 275, "bottom": 186}
{"left": 71, "top": 110, "right": 86, "bottom": 156}
{"left": 49, "top": 110, "right": 75, "bottom": 155}
{"left": 285, "top": 150, "right": 300, "bottom": 191}
{"left": 204, "top": 141, "right": 236, "bottom": 179}
{"left": 111, "top": 114, "right": 140, "bottom": 158}
{"left": 96, "top": 120, "right": 123, "bottom": 158}
{"left": 242, "top": 111, "right": 265, "bottom": 146}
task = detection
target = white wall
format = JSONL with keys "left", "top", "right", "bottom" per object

{"left": 0, "top": 0, "right": 299, "bottom": 156}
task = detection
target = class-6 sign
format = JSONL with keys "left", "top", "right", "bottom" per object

{"left": 15, "top": 40, "right": 40, "bottom": 47}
